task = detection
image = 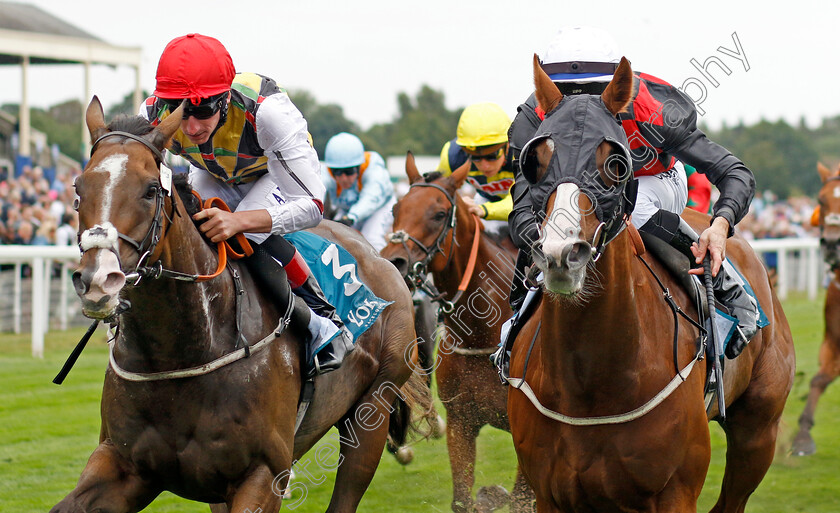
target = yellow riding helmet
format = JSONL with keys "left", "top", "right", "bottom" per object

{"left": 455, "top": 102, "right": 512, "bottom": 151}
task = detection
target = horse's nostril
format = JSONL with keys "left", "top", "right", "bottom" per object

{"left": 104, "top": 271, "right": 126, "bottom": 291}
{"left": 389, "top": 257, "right": 409, "bottom": 277}
{"left": 564, "top": 242, "right": 591, "bottom": 270}
{"left": 71, "top": 271, "right": 87, "bottom": 295}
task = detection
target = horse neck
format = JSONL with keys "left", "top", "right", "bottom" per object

{"left": 117, "top": 195, "right": 238, "bottom": 368}
{"left": 542, "top": 231, "right": 642, "bottom": 368}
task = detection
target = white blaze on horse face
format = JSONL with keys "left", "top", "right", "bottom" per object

{"left": 89, "top": 153, "right": 129, "bottom": 224}
{"left": 541, "top": 183, "right": 583, "bottom": 260}
{"left": 834, "top": 185, "right": 840, "bottom": 199}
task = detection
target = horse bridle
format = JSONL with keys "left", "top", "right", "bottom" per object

{"left": 387, "top": 182, "right": 459, "bottom": 309}
{"left": 83, "top": 131, "right": 177, "bottom": 285}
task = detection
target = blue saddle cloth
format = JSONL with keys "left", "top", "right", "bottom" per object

{"left": 709, "top": 260, "right": 770, "bottom": 354}
{"left": 284, "top": 231, "right": 392, "bottom": 343}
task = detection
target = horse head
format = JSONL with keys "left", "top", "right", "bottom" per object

{"left": 72, "top": 97, "right": 184, "bottom": 319}
{"left": 817, "top": 162, "right": 840, "bottom": 270}
{"left": 519, "top": 54, "right": 635, "bottom": 297}
{"left": 381, "top": 153, "right": 472, "bottom": 282}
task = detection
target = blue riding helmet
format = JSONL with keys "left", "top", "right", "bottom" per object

{"left": 325, "top": 132, "right": 365, "bottom": 169}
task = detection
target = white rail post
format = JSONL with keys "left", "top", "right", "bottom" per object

{"left": 13, "top": 262, "right": 21, "bottom": 334}
{"left": 31, "top": 256, "right": 44, "bottom": 358}
{"left": 777, "top": 250, "right": 788, "bottom": 301}
{"left": 43, "top": 258, "right": 51, "bottom": 333}
{"left": 60, "top": 262, "right": 69, "bottom": 330}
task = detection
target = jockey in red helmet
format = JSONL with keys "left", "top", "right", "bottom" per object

{"left": 142, "top": 33, "right": 352, "bottom": 377}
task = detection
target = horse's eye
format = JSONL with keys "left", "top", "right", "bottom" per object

{"left": 433, "top": 211, "right": 447, "bottom": 222}
{"left": 144, "top": 185, "right": 160, "bottom": 200}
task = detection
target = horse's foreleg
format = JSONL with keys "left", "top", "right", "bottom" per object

{"left": 50, "top": 441, "right": 158, "bottom": 513}
{"left": 325, "top": 396, "right": 395, "bottom": 513}
{"left": 226, "top": 466, "right": 284, "bottom": 513}
{"left": 710, "top": 396, "right": 786, "bottom": 513}
{"left": 446, "top": 415, "right": 480, "bottom": 513}
{"left": 792, "top": 341, "right": 840, "bottom": 456}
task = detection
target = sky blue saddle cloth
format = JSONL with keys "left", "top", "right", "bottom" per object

{"left": 708, "top": 259, "right": 770, "bottom": 354}
{"left": 284, "top": 231, "right": 392, "bottom": 342}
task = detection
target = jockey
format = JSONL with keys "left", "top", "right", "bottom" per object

{"left": 438, "top": 102, "right": 516, "bottom": 239}
{"left": 141, "top": 33, "right": 352, "bottom": 377}
{"left": 321, "top": 132, "right": 395, "bottom": 252}
{"left": 506, "top": 26, "right": 758, "bottom": 357}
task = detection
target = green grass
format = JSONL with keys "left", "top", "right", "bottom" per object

{"left": 1, "top": 292, "right": 837, "bottom": 512}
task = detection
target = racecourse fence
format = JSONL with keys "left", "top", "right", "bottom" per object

{"left": 0, "top": 238, "right": 824, "bottom": 358}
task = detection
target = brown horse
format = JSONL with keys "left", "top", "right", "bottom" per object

{"left": 792, "top": 162, "right": 840, "bottom": 456}
{"left": 51, "top": 98, "right": 425, "bottom": 513}
{"left": 381, "top": 154, "right": 535, "bottom": 513}
{"left": 506, "top": 56, "right": 795, "bottom": 512}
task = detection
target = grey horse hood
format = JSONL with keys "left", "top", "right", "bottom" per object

{"left": 519, "top": 94, "right": 636, "bottom": 243}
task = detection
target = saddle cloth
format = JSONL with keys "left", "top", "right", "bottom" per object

{"left": 284, "top": 231, "right": 392, "bottom": 343}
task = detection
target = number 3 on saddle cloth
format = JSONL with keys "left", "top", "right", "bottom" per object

{"left": 283, "top": 231, "right": 393, "bottom": 357}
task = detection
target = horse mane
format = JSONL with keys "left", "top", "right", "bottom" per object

{"left": 174, "top": 173, "right": 201, "bottom": 216}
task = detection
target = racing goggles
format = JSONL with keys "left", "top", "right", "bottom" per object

{"left": 467, "top": 146, "right": 505, "bottom": 162}
{"left": 162, "top": 93, "right": 227, "bottom": 120}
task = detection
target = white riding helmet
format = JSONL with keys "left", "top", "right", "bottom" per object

{"left": 540, "top": 26, "right": 621, "bottom": 83}
{"left": 324, "top": 132, "right": 365, "bottom": 169}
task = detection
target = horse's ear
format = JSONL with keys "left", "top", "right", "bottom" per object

{"left": 405, "top": 151, "right": 423, "bottom": 184}
{"left": 533, "top": 53, "right": 563, "bottom": 115}
{"left": 818, "top": 162, "right": 834, "bottom": 183}
{"left": 85, "top": 96, "right": 108, "bottom": 143}
{"left": 601, "top": 57, "right": 634, "bottom": 116}
{"left": 449, "top": 157, "right": 471, "bottom": 188}
{"left": 148, "top": 102, "right": 184, "bottom": 151}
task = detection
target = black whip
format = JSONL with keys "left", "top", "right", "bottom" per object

{"left": 53, "top": 320, "right": 100, "bottom": 385}
{"left": 703, "top": 256, "right": 726, "bottom": 420}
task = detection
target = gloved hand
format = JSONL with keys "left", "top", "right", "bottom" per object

{"left": 336, "top": 215, "right": 354, "bottom": 227}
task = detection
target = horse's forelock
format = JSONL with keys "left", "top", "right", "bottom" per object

{"left": 107, "top": 115, "right": 155, "bottom": 137}
{"left": 423, "top": 171, "right": 444, "bottom": 183}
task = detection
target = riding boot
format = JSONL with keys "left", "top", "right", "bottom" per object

{"left": 292, "top": 273, "right": 355, "bottom": 375}
{"left": 246, "top": 238, "right": 353, "bottom": 377}
{"left": 640, "top": 211, "right": 758, "bottom": 357}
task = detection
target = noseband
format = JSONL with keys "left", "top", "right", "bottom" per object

{"left": 387, "top": 182, "right": 458, "bottom": 300}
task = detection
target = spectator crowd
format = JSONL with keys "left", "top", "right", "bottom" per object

{"left": 0, "top": 165, "right": 79, "bottom": 247}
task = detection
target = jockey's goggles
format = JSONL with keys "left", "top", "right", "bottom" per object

{"left": 162, "top": 93, "right": 227, "bottom": 120}
{"left": 331, "top": 166, "right": 360, "bottom": 177}
{"left": 466, "top": 146, "right": 505, "bottom": 162}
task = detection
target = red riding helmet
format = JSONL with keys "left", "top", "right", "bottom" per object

{"left": 154, "top": 33, "right": 235, "bottom": 105}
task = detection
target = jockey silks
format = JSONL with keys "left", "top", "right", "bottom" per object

{"left": 145, "top": 72, "right": 281, "bottom": 185}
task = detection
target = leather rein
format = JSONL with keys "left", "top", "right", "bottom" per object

{"left": 55, "top": 131, "right": 279, "bottom": 385}
{"left": 387, "top": 182, "right": 481, "bottom": 314}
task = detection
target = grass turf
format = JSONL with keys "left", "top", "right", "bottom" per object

{"left": 1, "top": 292, "right": 837, "bottom": 512}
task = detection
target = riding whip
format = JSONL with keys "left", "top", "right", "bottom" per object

{"left": 703, "top": 256, "right": 726, "bottom": 421}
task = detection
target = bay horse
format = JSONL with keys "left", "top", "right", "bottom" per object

{"left": 792, "top": 161, "right": 840, "bottom": 456}
{"left": 51, "top": 98, "right": 426, "bottom": 513}
{"left": 381, "top": 154, "right": 535, "bottom": 513}
{"left": 506, "top": 55, "right": 795, "bottom": 512}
